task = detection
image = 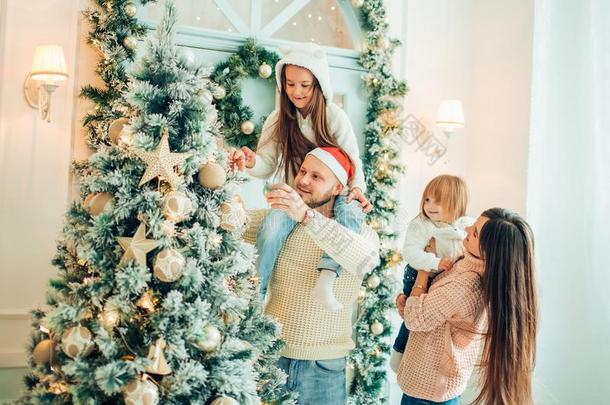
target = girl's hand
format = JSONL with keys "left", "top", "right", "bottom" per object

{"left": 227, "top": 148, "right": 246, "bottom": 171}
{"left": 395, "top": 293, "right": 407, "bottom": 316}
{"left": 347, "top": 187, "right": 373, "bottom": 213}
{"left": 438, "top": 257, "right": 453, "bottom": 272}
{"left": 241, "top": 146, "right": 256, "bottom": 169}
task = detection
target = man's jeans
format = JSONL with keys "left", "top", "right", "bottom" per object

{"left": 278, "top": 356, "right": 347, "bottom": 405}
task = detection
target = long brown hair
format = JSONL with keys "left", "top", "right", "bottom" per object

{"left": 475, "top": 208, "right": 538, "bottom": 405}
{"left": 271, "top": 65, "right": 339, "bottom": 183}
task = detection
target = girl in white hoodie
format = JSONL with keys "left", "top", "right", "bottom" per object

{"left": 390, "top": 175, "right": 474, "bottom": 372}
{"left": 230, "top": 43, "right": 371, "bottom": 312}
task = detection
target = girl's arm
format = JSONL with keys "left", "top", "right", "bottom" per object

{"left": 247, "top": 111, "right": 280, "bottom": 179}
{"left": 402, "top": 217, "right": 442, "bottom": 271}
{"left": 329, "top": 105, "right": 367, "bottom": 192}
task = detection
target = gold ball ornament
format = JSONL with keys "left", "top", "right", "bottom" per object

{"left": 240, "top": 120, "right": 255, "bottom": 135}
{"left": 258, "top": 62, "right": 272, "bottom": 79}
{"left": 99, "top": 302, "right": 120, "bottom": 329}
{"left": 153, "top": 249, "right": 186, "bottom": 282}
{"left": 161, "top": 191, "right": 193, "bottom": 223}
{"left": 370, "top": 320, "right": 384, "bottom": 336}
{"left": 211, "top": 396, "right": 239, "bottom": 405}
{"left": 388, "top": 251, "right": 403, "bottom": 267}
{"left": 219, "top": 198, "right": 247, "bottom": 232}
{"left": 196, "top": 324, "right": 221, "bottom": 352}
{"left": 48, "top": 381, "right": 69, "bottom": 394}
{"left": 84, "top": 192, "right": 113, "bottom": 217}
{"left": 124, "top": 2, "right": 137, "bottom": 17}
{"left": 108, "top": 117, "right": 130, "bottom": 144}
{"left": 124, "top": 376, "right": 159, "bottom": 405}
{"left": 61, "top": 326, "right": 95, "bottom": 359}
{"left": 136, "top": 290, "right": 157, "bottom": 312}
{"left": 33, "top": 339, "right": 58, "bottom": 365}
{"left": 123, "top": 36, "right": 138, "bottom": 50}
{"left": 198, "top": 161, "right": 227, "bottom": 190}
{"left": 367, "top": 274, "right": 381, "bottom": 289}
{"left": 198, "top": 88, "right": 213, "bottom": 103}
{"left": 213, "top": 86, "right": 226, "bottom": 100}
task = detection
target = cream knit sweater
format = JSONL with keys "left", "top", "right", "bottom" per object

{"left": 397, "top": 251, "right": 486, "bottom": 402}
{"left": 244, "top": 209, "right": 380, "bottom": 360}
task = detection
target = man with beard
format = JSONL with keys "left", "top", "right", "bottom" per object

{"left": 232, "top": 146, "right": 380, "bottom": 404}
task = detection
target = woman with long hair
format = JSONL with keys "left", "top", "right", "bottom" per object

{"left": 396, "top": 208, "right": 538, "bottom": 405}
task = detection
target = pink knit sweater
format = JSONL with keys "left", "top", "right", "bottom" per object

{"left": 397, "top": 251, "right": 487, "bottom": 402}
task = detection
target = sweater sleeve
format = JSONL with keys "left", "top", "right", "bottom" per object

{"left": 303, "top": 211, "right": 380, "bottom": 277}
{"left": 403, "top": 274, "right": 481, "bottom": 332}
{"left": 248, "top": 111, "right": 280, "bottom": 179}
{"left": 242, "top": 209, "right": 268, "bottom": 245}
{"left": 329, "top": 104, "right": 367, "bottom": 193}
{"left": 402, "top": 216, "right": 441, "bottom": 271}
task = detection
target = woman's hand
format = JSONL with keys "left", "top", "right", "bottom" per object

{"left": 438, "top": 257, "right": 454, "bottom": 272}
{"left": 241, "top": 146, "right": 256, "bottom": 169}
{"left": 266, "top": 184, "right": 309, "bottom": 222}
{"left": 395, "top": 293, "right": 407, "bottom": 316}
{"left": 347, "top": 187, "right": 373, "bottom": 213}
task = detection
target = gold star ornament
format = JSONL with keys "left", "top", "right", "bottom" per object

{"left": 134, "top": 129, "right": 192, "bottom": 190}
{"left": 117, "top": 223, "right": 160, "bottom": 267}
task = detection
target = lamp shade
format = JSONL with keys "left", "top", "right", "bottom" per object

{"left": 30, "top": 45, "right": 68, "bottom": 82}
{"left": 436, "top": 99, "right": 464, "bottom": 132}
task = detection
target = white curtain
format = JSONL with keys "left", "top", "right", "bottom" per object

{"left": 528, "top": 0, "right": 610, "bottom": 403}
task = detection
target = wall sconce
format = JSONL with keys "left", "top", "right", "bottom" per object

{"left": 436, "top": 99, "right": 464, "bottom": 134}
{"left": 23, "top": 45, "right": 68, "bottom": 123}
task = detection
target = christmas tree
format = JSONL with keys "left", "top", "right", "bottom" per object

{"left": 18, "top": 1, "right": 292, "bottom": 403}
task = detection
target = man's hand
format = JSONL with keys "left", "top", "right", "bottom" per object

{"left": 266, "top": 184, "right": 309, "bottom": 222}
{"left": 346, "top": 187, "right": 373, "bottom": 213}
{"left": 395, "top": 293, "right": 407, "bottom": 316}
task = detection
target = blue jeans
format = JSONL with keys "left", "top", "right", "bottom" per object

{"left": 401, "top": 393, "right": 460, "bottom": 404}
{"left": 400, "top": 393, "right": 460, "bottom": 405}
{"left": 256, "top": 194, "right": 365, "bottom": 296}
{"left": 393, "top": 264, "right": 419, "bottom": 353}
{"left": 278, "top": 356, "right": 347, "bottom": 405}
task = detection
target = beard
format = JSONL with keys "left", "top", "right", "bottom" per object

{"left": 299, "top": 185, "right": 336, "bottom": 208}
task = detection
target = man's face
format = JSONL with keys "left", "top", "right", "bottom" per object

{"left": 294, "top": 155, "right": 344, "bottom": 208}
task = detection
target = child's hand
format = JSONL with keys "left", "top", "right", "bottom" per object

{"left": 395, "top": 293, "right": 407, "bottom": 316}
{"left": 347, "top": 187, "right": 373, "bottom": 213}
{"left": 438, "top": 257, "right": 453, "bottom": 272}
{"left": 241, "top": 146, "right": 256, "bottom": 169}
{"left": 228, "top": 148, "right": 246, "bottom": 171}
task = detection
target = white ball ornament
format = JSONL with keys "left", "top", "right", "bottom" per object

{"left": 161, "top": 191, "right": 193, "bottom": 223}
{"left": 198, "top": 162, "right": 227, "bottom": 190}
{"left": 213, "top": 86, "right": 226, "bottom": 100}
{"left": 108, "top": 117, "right": 130, "bottom": 144}
{"left": 123, "top": 36, "right": 138, "bottom": 50}
{"left": 124, "top": 377, "right": 159, "bottom": 405}
{"left": 240, "top": 120, "right": 255, "bottom": 135}
{"left": 153, "top": 249, "right": 186, "bottom": 282}
{"left": 196, "top": 324, "right": 222, "bottom": 352}
{"left": 211, "top": 396, "right": 239, "bottom": 405}
{"left": 61, "top": 326, "right": 95, "bottom": 359}
{"left": 351, "top": 0, "right": 364, "bottom": 7}
{"left": 84, "top": 192, "right": 113, "bottom": 217}
{"left": 367, "top": 274, "right": 381, "bottom": 289}
{"left": 219, "top": 197, "right": 247, "bottom": 232}
{"left": 370, "top": 320, "right": 384, "bottom": 336}
{"left": 124, "top": 2, "right": 137, "bottom": 17}
{"left": 258, "top": 62, "right": 272, "bottom": 79}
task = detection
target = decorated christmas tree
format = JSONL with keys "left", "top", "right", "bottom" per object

{"left": 18, "top": 1, "right": 292, "bottom": 403}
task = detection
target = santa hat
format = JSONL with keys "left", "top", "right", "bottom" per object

{"left": 275, "top": 42, "right": 333, "bottom": 102}
{"left": 307, "top": 147, "right": 354, "bottom": 187}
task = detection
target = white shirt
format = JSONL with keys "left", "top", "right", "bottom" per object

{"left": 248, "top": 102, "right": 366, "bottom": 192}
{"left": 402, "top": 214, "right": 475, "bottom": 273}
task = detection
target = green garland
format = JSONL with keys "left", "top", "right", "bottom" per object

{"left": 211, "top": 39, "right": 281, "bottom": 150}
{"left": 209, "top": 1, "right": 407, "bottom": 403}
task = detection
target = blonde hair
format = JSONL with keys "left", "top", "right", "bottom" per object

{"left": 419, "top": 175, "right": 468, "bottom": 222}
